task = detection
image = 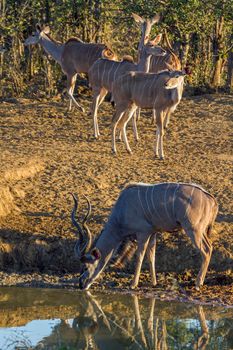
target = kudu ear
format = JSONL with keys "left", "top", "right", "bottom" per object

{"left": 43, "top": 26, "right": 50, "bottom": 34}
{"left": 102, "top": 48, "right": 115, "bottom": 60}
{"left": 149, "top": 33, "right": 162, "bottom": 46}
{"left": 132, "top": 13, "right": 145, "bottom": 23}
{"left": 150, "top": 14, "right": 160, "bottom": 24}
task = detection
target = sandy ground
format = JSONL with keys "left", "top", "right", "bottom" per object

{"left": 0, "top": 93, "right": 232, "bottom": 305}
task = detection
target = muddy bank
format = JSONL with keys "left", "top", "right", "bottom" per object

{"left": 0, "top": 94, "right": 232, "bottom": 302}
{"left": 0, "top": 270, "right": 232, "bottom": 307}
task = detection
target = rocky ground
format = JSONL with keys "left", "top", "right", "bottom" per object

{"left": 0, "top": 93, "right": 232, "bottom": 306}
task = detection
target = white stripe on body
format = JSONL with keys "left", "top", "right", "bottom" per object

{"left": 141, "top": 74, "right": 152, "bottom": 106}
{"left": 146, "top": 187, "right": 154, "bottom": 221}
{"left": 107, "top": 61, "right": 116, "bottom": 91}
{"left": 97, "top": 60, "right": 101, "bottom": 84}
{"left": 101, "top": 60, "right": 108, "bottom": 86}
{"left": 150, "top": 185, "right": 163, "bottom": 223}
{"left": 86, "top": 45, "right": 91, "bottom": 68}
{"left": 193, "top": 188, "right": 203, "bottom": 227}
{"left": 164, "top": 183, "right": 173, "bottom": 222}
{"left": 132, "top": 75, "right": 136, "bottom": 102}
{"left": 172, "top": 183, "right": 180, "bottom": 219}
{"left": 161, "top": 53, "right": 167, "bottom": 69}
{"left": 183, "top": 186, "right": 195, "bottom": 220}
{"left": 113, "top": 62, "right": 122, "bottom": 82}
{"left": 137, "top": 187, "right": 151, "bottom": 223}
{"left": 152, "top": 74, "right": 160, "bottom": 110}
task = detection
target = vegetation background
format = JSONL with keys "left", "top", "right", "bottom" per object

{"left": 0, "top": 0, "right": 233, "bottom": 98}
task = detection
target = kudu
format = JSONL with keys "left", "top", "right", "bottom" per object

{"left": 71, "top": 182, "right": 218, "bottom": 291}
{"left": 111, "top": 69, "right": 186, "bottom": 158}
{"left": 133, "top": 13, "right": 182, "bottom": 127}
{"left": 133, "top": 13, "right": 181, "bottom": 71}
{"left": 24, "top": 24, "right": 115, "bottom": 112}
{"left": 88, "top": 34, "right": 166, "bottom": 139}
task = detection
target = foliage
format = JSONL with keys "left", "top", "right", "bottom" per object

{"left": 0, "top": 0, "right": 232, "bottom": 97}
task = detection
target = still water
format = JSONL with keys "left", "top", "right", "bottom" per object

{"left": 0, "top": 287, "right": 232, "bottom": 349}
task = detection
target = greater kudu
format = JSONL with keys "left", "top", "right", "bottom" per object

{"left": 88, "top": 35, "right": 166, "bottom": 138}
{"left": 111, "top": 69, "right": 186, "bottom": 158}
{"left": 71, "top": 182, "right": 218, "bottom": 291}
{"left": 132, "top": 13, "right": 182, "bottom": 127}
{"left": 132, "top": 13, "right": 181, "bottom": 72}
{"left": 24, "top": 24, "right": 115, "bottom": 112}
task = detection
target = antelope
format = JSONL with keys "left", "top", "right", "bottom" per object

{"left": 132, "top": 13, "right": 181, "bottom": 72}
{"left": 88, "top": 34, "right": 166, "bottom": 139}
{"left": 111, "top": 69, "right": 186, "bottom": 158}
{"left": 133, "top": 13, "right": 182, "bottom": 127}
{"left": 71, "top": 182, "right": 218, "bottom": 291}
{"left": 24, "top": 24, "right": 115, "bottom": 112}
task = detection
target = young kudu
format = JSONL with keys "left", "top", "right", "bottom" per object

{"left": 88, "top": 35, "right": 166, "bottom": 138}
{"left": 24, "top": 24, "right": 115, "bottom": 112}
{"left": 71, "top": 182, "right": 218, "bottom": 291}
{"left": 111, "top": 69, "right": 186, "bottom": 158}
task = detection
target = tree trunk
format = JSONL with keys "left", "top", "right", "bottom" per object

{"left": 181, "top": 33, "right": 190, "bottom": 67}
{"left": 212, "top": 58, "right": 224, "bottom": 87}
{"left": 226, "top": 34, "right": 233, "bottom": 91}
{"left": 211, "top": 16, "right": 225, "bottom": 88}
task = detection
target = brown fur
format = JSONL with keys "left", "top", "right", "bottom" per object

{"left": 122, "top": 55, "right": 134, "bottom": 63}
{"left": 65, "top": 37, "right": 84, "bottom": 44}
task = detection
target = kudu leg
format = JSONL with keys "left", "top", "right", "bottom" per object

{"left": 98, "top": 88, "right": 107, "bottom": 107}
{"left": 121, "top": 105, "right": 138, "bottom": 154}
{"left": 154, "top": 110, "right": 165, "bottom": 160}
{"left": 131, "top": 233, "right": 151, "bottom": 289}
{"left": 164, "top": 111, "right": 171, "bottom": 129}
{"left": 132, "top": 110, "right": 139, "bottom": 142}
{"left": 67, "top": 74, "right": 85, "bottom": 113}
{"left": 196, "top": 234, "right": 213, "bottom": 289}
{"left": 95, "top": 88, "right": 108, "bottom": 137}
{"left": 92, "top": 91, "right": 101, "bottom": 138}
{"left": 146, "top": 234, "right": 157, "bottom": 286}
{"left": 112, "top": 109, "right": 125, "bottom": 154}
{"left": 151, "top": 110, "right": 156, "bottom": 125}
{"left": 185, "top": 228, "right": 213, "bottom": 290}
{"left": 136, "top": 107, "right": 141, "bottom": 121}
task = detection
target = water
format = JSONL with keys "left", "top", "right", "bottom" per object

{"left": 0, "top": 287, "right": 232, "bottom": 350}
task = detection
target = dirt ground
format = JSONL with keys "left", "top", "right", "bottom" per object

{"left": 0, "top": 92, "right": 232, "bottom": 306}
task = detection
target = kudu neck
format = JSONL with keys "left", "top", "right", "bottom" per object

{"left": 39, "top": 34, "right": 64, "bottom": 64}
{"left": 95, "top": 225, "right": 120, "bottom": 257}
{"left": 137, "top": 51, "right": 152, "bottom": 73}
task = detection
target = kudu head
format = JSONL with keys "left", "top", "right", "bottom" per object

{"left": 132, "top": 13, "right": 160, "bottom": 54}
{"left": 24, "top": 24, "right": 50, "bottom": 46}
{"left": 141, "top": 34, "right": 166, "bottom": 57}
{"left": 71, "top": 194, "right": 101, "bottom": 290}
{"left": 164, "top": 69, "right": 187, "bottom": 89}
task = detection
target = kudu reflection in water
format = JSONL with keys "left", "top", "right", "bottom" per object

{"left": 36, "top": 293, "right": 210, "bottom": 350}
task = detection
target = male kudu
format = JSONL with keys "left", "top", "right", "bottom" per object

{"left": 71, "top": 182, "right": 218, "bottom": 291}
